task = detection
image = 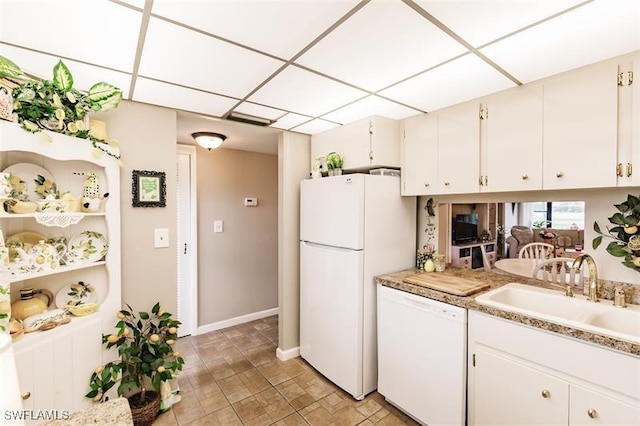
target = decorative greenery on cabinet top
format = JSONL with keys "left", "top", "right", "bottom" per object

{"left": 0, "top": 55, "right": 123, "bottom": 161}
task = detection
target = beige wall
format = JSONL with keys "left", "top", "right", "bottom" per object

{"left": 196, "top": 147, "right": 278, "bottom": 325}
{"left": 100, "top": 101, "right": 178, "bottom": 314}
{"left": 277, "top": 131, "right": 311, "bottom": 352}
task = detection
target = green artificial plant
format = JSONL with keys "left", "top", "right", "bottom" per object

{"left": 326, "top": 152, "right": 344, "bottom": 170}
{"left": 0, "top": 55, "right": 122, "bottom": 159}
{"left": 86, "top": 303, "right": 184, "bottom": 408}
{"left": 592, "top": 193, "right": 640, "bottom": 272}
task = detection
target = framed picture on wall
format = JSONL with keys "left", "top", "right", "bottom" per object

{"left": 132, "top": 170, "right": 166, "bottom": 207}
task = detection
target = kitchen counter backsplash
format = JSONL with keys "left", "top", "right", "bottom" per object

{"left": 375, "top": 267, "right": 640, "bottom": 356}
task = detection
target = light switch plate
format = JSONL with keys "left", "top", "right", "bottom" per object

{"left": 214, "top": 220, "right": 224, "bottom": 233}
{"left": 154, "top": 228, "right": 169, "bottom": 248}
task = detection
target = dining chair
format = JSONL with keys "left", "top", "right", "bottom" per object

{"left": 532, "top": 257, "right": 585, "bottom": 290}
{"left": 519, "top": 242, "right": 555, "bottom": 260}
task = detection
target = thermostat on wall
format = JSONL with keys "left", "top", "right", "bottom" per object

{"left": 244, "top": 197, "right": 258, "bottom": 207}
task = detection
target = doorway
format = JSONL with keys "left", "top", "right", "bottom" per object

{"left": 177, "top": 145, "right": 197, "bottom": 337}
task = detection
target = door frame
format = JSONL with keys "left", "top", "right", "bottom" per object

{"left": 177, "top": 144, "right": 198, "bottom": 336}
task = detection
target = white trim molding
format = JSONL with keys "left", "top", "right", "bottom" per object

{"left": 276, "top": 346, "right": 300, "bottom": 361}
{"left": 195, "top": 307, "right": 279, "bottom": 335}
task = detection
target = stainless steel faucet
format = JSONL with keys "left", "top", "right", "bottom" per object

{"left": 573, "top": 254, "right": 599, "bottom": 302}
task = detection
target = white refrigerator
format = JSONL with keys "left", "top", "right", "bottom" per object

{"left": 299, "top": 174, "right": 416, "bottom": 400}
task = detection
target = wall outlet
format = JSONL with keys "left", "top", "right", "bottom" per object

{"left": 214, "top": 220, "right": 224, "bottom": 233}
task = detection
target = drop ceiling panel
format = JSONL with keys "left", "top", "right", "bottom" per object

{"left": 481, "top": 0, "right": 640, "bottom": 83}
{"left": 296, "top": 0, "right": 467, "bottom": 92}
{"left": 379, "top": 54, "right": 515, "bottom": 112}
{"left": 292, "top": 119, "right": 341, "bottom": 135}
{"left": 417, "top": 0, "right": 586, "bottom": 47}
{"left": 0, "top": 0, "right": 141, "bottom": 72}
{"left": 269, "top": 113, "right": 315, "bottom": 131}
{"left": 232, "top": 102, "right": 287, "bottom": 121}
{"left": 133, "top": 78, "right": 238, "bottom": 117}
{"left": 149, "top": 0, "right": 361, "bottom": 59}
{"left": 248, "top": 66, "right": 367, "bottom": 117}
{"left": 139, "top": 17, "right": 285, "bottom": 98}
{"left": 0, "top": 45, "right": 131, "bottom": 95}
{"left": 322, "top": 95, "right": 420, "bottom": 124}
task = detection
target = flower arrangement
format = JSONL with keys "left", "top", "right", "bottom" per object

{"left": 593, "top": 193, "right": 640, "bottom": 272}
{"left": 0, "top": 55, "right": 122, "bottom": 160}
{"left": 86, "top": 303, "right": 184, "bottom": 409}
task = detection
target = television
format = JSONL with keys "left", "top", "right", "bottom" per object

{"left": 452, "top": 214, "right": 478, "bottom": 244}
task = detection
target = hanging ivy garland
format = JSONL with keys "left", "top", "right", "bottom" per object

{"left": 592, "top": 193, "right": 640, "bottom": 272}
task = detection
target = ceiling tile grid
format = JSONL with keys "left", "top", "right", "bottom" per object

{"left": 148, "top": 0, "right": 362, "bottom": 60}
{"left": 138, "top": 17, "right": 286, "bottom": 99}
{"left": 0, "top": 0, "right": 637, "bottom": 146}
{"left": 294, "top": 0, "right": 468, "bottom": 92}
{"left": 0, "top": 0, "right": 142, "bottom": 73}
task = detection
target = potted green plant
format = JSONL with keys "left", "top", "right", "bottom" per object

{"left": 326, "top": 152, "right": 344, "bottom": 176}
{"left": 86, "top": 303, "right": 184, "bottom": 426}
{"left": 0, "top": 55, "right": 122, "bottom": 160}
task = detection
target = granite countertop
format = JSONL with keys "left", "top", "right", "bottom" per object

{"left": 43, "top": 397, "right": 133, "bottom": 426}
{"left": 375, "top": 267, "right": 640, "bottom": 356}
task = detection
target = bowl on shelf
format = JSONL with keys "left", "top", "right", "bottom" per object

{"left": 36, "top": 199, "right": 68, "bottom": 213}
{"left": 66, "top": 302, "right": 98, "bottom": 317}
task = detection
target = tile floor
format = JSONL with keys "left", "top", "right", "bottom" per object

{"left": 154, "top": 315, "right": 418, "bottom": 425}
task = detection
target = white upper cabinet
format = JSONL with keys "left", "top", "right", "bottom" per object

{"left": 400, "top": 113, "right": 437, "bottom": 196}
{"left": 542, "top": 59, "right": 619, "bottom": 190}
{"left": 480, "top": 84, "right": 544, "bottom": 192}
{"left": 436, "top": 101, "right": 480, "bottom": 194}
{"left": 311, "top": 115, "right": 400, "bottom": 170}
{"left": 616, "top": 51, "right": 639, "bottom": 187}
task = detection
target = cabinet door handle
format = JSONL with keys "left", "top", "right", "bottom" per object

{"left": 627, "top": 163, "right": 632, "bottom": 177}
{"left": 522, "top": 174, "right": 529, "bottom": 180}
{"left": 540, "top": 389, "right": 550, "bottom": 398}
{"left": 21, "top": 392, "right": 31, "bottom": 400}
{"left": 556, "top": 172, "right": 564, "bottom": 178}
{"left": 424, "top": 182, "right": 430, "bottom": 187}
{"left": 617, "top": 163, "right": 623, "bottom": 177}
{"left": 587, "top": 408, "right": 597, "bottom": 419}
{"left": 444, "top": 181, "right": 450, "bottom": 186}
{"left": 184, "top": 243, "right": 188, "bottom": 254}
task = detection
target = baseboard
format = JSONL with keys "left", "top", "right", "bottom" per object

{"left": 195, "top": 307, "right": 278, "bottom": 335}
{"left": 276, "top": 346, "right": 300, "bottom": 361}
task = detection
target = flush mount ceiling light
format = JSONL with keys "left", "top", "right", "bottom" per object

{"left": 192, "top": 132, "right": 227, "bottom": 151}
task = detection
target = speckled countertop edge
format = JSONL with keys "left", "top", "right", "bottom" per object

{"left": 375, "top": 268, "right": 640, "bottom": 357}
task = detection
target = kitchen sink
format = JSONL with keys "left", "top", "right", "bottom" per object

{"left": 475, "top": 283, "right": 640, "bottom": 344}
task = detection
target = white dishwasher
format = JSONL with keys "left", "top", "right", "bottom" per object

{"left": 378, "top": 285, "right": 467, "bottom": 426}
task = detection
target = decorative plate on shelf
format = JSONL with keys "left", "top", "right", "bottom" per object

{"left": 2, "top": 163, "right": 56, "bottom": 201}
{"left": 66, "top": 230, "right": 108, "bottom": 264}
{"left": 55, "top": 281, "right": 97, "bottom": 308}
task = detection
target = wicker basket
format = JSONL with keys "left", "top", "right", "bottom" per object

{"left": 128, "top": 390, "right": 160, "bottom": 426}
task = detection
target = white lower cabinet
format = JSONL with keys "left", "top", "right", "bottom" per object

{"left": 468, "top": 311, "right": 640, "bottom": 426}
{"left": 13, "top": 317, "right": 101, "bottom": 424}
{"left": 570, "top": 385, "right": 640, "bottom": 426}
{"left": 473, "top": 348, "right": 569, "bottom": 425}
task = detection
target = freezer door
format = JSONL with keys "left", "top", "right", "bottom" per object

{"left": 300, "top": 175, "right": 365, "bottom": 250}
{"left": 300, "top": 241, "right": 364, "bottom": 399}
